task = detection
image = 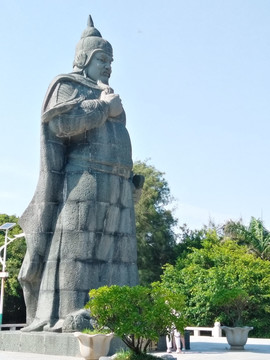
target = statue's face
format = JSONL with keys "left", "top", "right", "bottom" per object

{"left": 86, "top": 51, "right": 113, "bottom": 84}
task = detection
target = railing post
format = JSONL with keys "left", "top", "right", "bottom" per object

{"left": 212, "top": 322, "right": 222, "bottom": 337}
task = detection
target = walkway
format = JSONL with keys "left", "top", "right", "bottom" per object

{"left": 0, "top": 336, "right": 269, "bottom": 360}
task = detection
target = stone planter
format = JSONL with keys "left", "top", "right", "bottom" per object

{"left": 74, "top": 332, "right": 114, "bottom": 360}
{"left": 221, "top": 326, "right": 253, "bottom": 350}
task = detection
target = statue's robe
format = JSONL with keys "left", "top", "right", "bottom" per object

{"left": 19, "top": 73, "right": 138, "bottom": 331}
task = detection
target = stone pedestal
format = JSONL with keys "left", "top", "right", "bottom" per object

{"left": 0, "top": 331, "right": 124, "bottom": 357}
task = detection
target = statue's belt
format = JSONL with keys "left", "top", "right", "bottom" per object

{"left": 65, "top": 158, "right": 132, "bottom": 179}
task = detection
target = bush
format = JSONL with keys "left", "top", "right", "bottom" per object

{"left": 85, "top": 284, "right": 185, "bottom": 354}
{"left": 161, "top": 234, "right": 270, "bottom": 337}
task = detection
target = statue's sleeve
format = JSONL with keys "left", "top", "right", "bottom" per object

{"left": 43, "top": 81, "right": 110, "bottom": 137}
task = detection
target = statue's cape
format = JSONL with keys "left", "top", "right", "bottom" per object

{"left": 19, "top": 73, "right": 99, "bottom": 252}
{"left": 41, "top": 73, "right": 100, "bottom": 123}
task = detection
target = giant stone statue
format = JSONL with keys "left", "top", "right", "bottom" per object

{"left": 18, "top": 16, "right": 143, "bottom": 332}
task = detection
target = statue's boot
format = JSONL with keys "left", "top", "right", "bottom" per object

{"left": 21, "top": 319, "right": 48, "bottom": 332}
{"left": 44, "top": 319, "right": 64, "bottom": 332}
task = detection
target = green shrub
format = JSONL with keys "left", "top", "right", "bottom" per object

{"left": 161, "top": 235, "right": 270, "bottom": 337}
{"left": 212, "top": 288, "right": 250, "bottom": 326}
{"left": 85, "top": 283, "right": 185, "bottom": 354}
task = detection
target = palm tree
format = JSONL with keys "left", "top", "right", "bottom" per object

{"left": 248, "top": 217, "right": 270, "bottom": 260}
{"left": 223, "top": 217, "right": 270, "bottom": 260}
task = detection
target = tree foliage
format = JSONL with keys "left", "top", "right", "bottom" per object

{"left": 223, "top": 217, "right": 270, "bottom": 260}
{"left": 133, "top": 161, "right": 178, "bottom": 285}
{"left": 161, "top": 231, "right": 270, "bottom": 337}
{"left": 86, "top": 284, "right": 185, "bottom": 354}
{"left": 0, "top": 214, "right": 26, "bottom": 322}
{"left": 174, "top": 224, "right": 207, "bottom": 262}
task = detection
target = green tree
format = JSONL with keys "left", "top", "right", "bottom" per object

{"left": 223, "top": 217, "right": 270, "bottom": 260}
{"left": 174, "top": 224, "right": 206, "bottom": 262}
{"left": 86, "top": 284, "right": 185, "bottom": 354}
{"left": 133, "top": 161, "right": 178, "bottom": 285}
{"left": 0, "top": 214, "right": 26, "bottom": 323}
{"left": 161, "top": 231, "right": 270, "bottom": 337}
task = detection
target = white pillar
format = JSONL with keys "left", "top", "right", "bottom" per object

{"left": 213, "top": 322, "right": 222, "bottom": 337}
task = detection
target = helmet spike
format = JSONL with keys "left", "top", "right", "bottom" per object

{"left": 80, "top": 15, "right": 102, "bottom": 39}
{"left": 87, "top": 15, "right": 94, "bottom": 27}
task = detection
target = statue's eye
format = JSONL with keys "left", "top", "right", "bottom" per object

{"left": 98, "top": 57, "right": 106, "bottom": 63}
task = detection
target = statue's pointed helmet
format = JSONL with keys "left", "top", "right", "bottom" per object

{"left": 73, "top": 15, "right": 113, "bottom": 72}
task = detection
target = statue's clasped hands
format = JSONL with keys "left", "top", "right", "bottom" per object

{"left": 98, "top": 80, "right": 123, "bottom": 118}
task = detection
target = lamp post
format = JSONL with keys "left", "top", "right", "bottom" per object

{"left": 0, "top": 223, "right": 24, "bottom": 325}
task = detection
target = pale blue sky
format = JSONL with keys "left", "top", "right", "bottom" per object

{"left": 0, "top": 0, "right": 270, "bottom": 230}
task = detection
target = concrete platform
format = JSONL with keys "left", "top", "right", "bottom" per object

{"left": 0, "top": 330, "right": 125, "bottom": 357}
{"left": 0, "top": 331, "right": 81, "bottom": 357}
{"left": 0, "top": 335, "right": 269, "bottom": 359}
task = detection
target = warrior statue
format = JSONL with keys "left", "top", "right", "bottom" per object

{"left": 18, "top": 16, "right": 143, "bottom": 332}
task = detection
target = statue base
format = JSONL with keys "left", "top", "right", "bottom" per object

{"left": 0, "top": 331, "right": 124, "bottom": 357}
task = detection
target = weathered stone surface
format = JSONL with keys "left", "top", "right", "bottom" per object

{"left": 0, "top": 331, "right": 128, "bottom": 356}
{"left": 62, "top": 309, "right": 93, "bottom": 333}
{"left": 18, "top": 15, "right": 143, "bottom": 332}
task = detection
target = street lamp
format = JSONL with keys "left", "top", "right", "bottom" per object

{"left": 0, "top": 222, "right": 25, "bottom": 325}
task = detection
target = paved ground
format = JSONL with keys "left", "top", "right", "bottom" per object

{"left": 0, "top": 336, "right": 269, "bottom": 359}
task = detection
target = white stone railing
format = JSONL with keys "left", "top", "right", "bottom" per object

{"left": 185, "top": 322, "right": 222, "bottom": 338}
